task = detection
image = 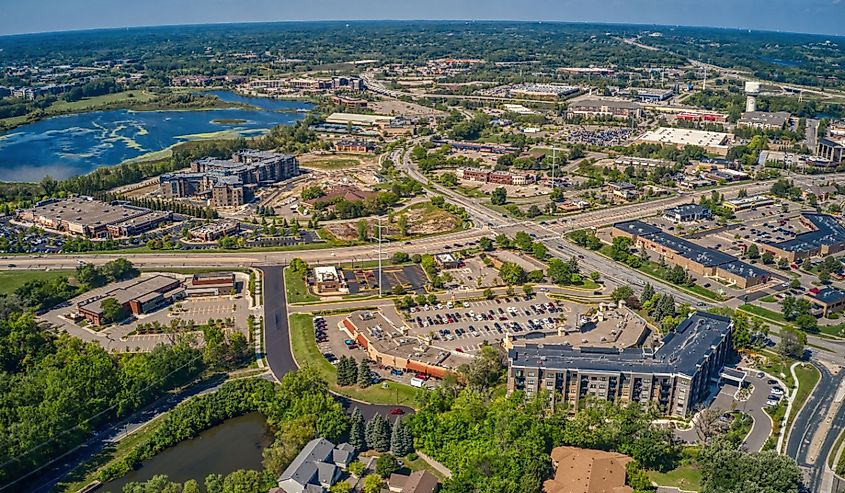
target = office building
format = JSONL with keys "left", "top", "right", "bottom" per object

{"left": 737, "top": 111, "right": 791, "bottom": 131}
{"left": 618, "top": 87, "right": 674, "bottom": 102}
{"left": 77, "top": 275, "right": 184, "bottom": 325}
{"left": 189, "top": 221, "right": 240, "bottom": 242}
{"left": 664, "top": 204, "right": 713, "bottom": 223}
{"left": 806, "top": 287, "right": 845, "bottom": 317}
{"left": 567, "top": 99, "right": 642, "bottom": 120}
{"left": 612, "top": 220, "right": 770, "bottom": 288}
{"left": 186, "top": 272, "right": 237, "bottom": 297}
{"left": 762, "top": 213, "right": 845, "bottom": 262}
{"left": 334, "top": 139, "right": 376, "bottom": 153}
{"left": 816, "top": 122, "right": 845, "bottom": 164}
{"left": 507, "top": 312, "right": 734, "bottom": 417}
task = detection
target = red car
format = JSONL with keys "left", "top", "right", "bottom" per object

{"left": 389, "top": 408, "right": 405, "bottom": 415}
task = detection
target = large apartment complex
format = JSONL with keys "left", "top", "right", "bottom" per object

{"left": 507, "top": 312, "right": 734, "bottom": 417}
{"left": 160, "top": 150, "right": 299, "bottom": 207}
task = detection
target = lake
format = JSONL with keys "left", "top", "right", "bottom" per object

{"left": 0, "top": 91, "right": 313, "bottom": 182}
{"left": 102, "top": 412, "right": 274, "bottom": 492}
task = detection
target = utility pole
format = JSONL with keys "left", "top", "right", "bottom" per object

{"left": 551, "top": 146, "right": 556, "bottom": 192}
{"left": 378, "top": 215, "right": 383, "bottom": 298}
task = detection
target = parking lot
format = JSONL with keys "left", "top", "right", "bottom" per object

{"left": 343, "top": 264, "right": 428, "bottom": 295}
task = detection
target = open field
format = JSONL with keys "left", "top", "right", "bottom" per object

{"left": 648, "top": 463, "right": 702, "bottom": 491}
{"left": 288, "top": 313, "right": 420, "bottom": 406}
{"left": 0, "top": 269, "right": 74, "bottom": 296}
{"left": 46, "top": 90, "right": 158, "bottom": 114}
{"left": 284, "top": 267, "right": 320, "bottom": 303}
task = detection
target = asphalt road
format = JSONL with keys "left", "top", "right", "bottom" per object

{"left": 260, "top": 265, "right": 297, "bottom": 380}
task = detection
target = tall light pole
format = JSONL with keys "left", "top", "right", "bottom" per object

{"left": 378, "top": 215, "right": 383, "bottom": 298}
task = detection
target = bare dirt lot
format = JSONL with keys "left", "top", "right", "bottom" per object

{"left": 369, "top": 98, "right": 446, "bottom": 118}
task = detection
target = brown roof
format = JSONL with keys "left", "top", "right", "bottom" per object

{"left": 404, "top": 470, "right": 439, "bottom": 493}
{"left": 543, "top": 446, "right": 633, "bottom": 493}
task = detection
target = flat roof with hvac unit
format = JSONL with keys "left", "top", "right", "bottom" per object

{"left": 325, "top": 112, "right": 397, "bottom": 127}
{"left": 637, "top": 127, "right": 731, "bottom": 156}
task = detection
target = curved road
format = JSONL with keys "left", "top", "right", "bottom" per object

{"left": 259, "top": 265, "right": 413, "bottom": 418}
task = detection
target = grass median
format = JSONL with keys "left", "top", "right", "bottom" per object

{"left": 785, "top": 363, "right": 821, "bottom": 438}
{"left": 288, "top": 313, "right": 420, "bottom": 407}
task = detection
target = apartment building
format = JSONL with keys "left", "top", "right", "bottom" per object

{"left": 507, "top": 312, "right": 734, "bottom": 417}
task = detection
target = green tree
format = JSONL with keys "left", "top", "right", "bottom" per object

{"left": 357, "top": 219, "right": 369, "bottom": 241}
{"left": 390, "top": 417, "right": 414, "bottom": 457}
{"left": 362, "top": 474, "right": 384, "bottom": 493}
{"left": 375, "top": 453, "right": 399, "bottom": 478}
{"left": 491, "top": 187, "right": 508, "bottom": 205}
{"left": 479, "top": 236, "right": 494, "bottom": 251}
{"left": 100, "top": 297, "right": 128, "bottom": 324}
{"left": 357, "top": 359, "right": 372, "bottom": 388}
{"left": 611, "top": 286, "right": 634, "bottom": 303}
{"left": 499, "top": 262, "right": 526, "bottom": 285}
{"left": 349, "top": 408, "right": 366, "bottom": 451}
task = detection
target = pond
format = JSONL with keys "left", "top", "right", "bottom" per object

{"left": 101, "top": 412, "right": 274, "bottom": 492}
{"left": 0, "top": 91, "right": 313, "bottom": 182}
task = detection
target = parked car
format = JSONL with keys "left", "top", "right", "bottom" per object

{"left": 389, "top": 408, "right": 405, "bottom": 415}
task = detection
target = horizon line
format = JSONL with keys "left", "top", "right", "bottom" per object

{"left": 0, "top": 18, "right": 842, "bottom": 40}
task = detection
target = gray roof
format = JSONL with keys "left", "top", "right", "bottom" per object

{"left": 614, "top": 220, "right": 766, "bottom": 280}
{"left": 509, "top": 312, "right": 732, "bottom": 378}
{"left": 810, "top": 287, "right": 845, "bottom": 305}
{"left": 768, "top": 213, "right": 845, "bottom": 254}
{"left": 739, "top": 111, "right": 790, "bottom": 127}
{"left": 277, "top": 438, "right": 348, "bottom": 492}
{"left": 666, "top": 204, "right": 712, "bottom": 218}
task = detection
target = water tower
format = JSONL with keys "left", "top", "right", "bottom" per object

{"left": 745, "top": 81, "right": 760, "bottom": 113}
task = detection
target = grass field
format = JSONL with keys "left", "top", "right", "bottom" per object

{"left": 301, "top": 157, "right": 363, "bottom": 170}
{"left": 284, "top": 267, "right": 320, "bottom": 303}
{"left": 738, "top": 304, "right": 788, "bottom": 325}
{"left": 288, "top": 313, "right": 420, "bottom": 407}
{"left": 46, "top": 90, "right": 157, "bottom": 114}
{"left": 648, "top": 463, "right": 701, "bottom": 491}
{"left": 0, "top": 270, "right": 73, "bottom": 296}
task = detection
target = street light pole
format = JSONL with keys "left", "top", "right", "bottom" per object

{"left": 378, "top": 215, "right": 383, "bottom": 298}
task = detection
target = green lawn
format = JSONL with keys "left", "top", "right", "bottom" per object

{"left": 0, "top": 270, "right": 73, "bottom": 296}
{"left": 738, "top": 304, "right": 787, "bottom": 325}
{"left": 284, "top": 267, "right": 319, "bottom": 303}
{"left": 288, "top": 313, "right": 420, "bottom": 407}
{"left": 785, "top": 363, "right": 821, "bottom": 434}
{"left": 648, "top": 463, "right": 702, "bottom": 491}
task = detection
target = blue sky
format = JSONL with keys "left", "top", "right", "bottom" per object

{"left": 1, "top": 0, "right": 843, "bottom": 36}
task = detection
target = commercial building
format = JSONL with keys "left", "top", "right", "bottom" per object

{"left": 509, "top": 83, "right": 579, "bottom": 99}
{"left": 342, "top": 311, "right": 459, "bottom": 379}
{"left": 507, "top": 312, "right": 735, "bottom": 417}
{"left": 186, "top": 272, "right": 237, "bottom": 297}
{"left": 543, "top": 447, "right": 632, "bottom": 493}
{"left": 614, "top": 156, "right": 670, "bottom": 168}
{"left": 664, "top": 204, "right": 713, "bottom": 223}
{"left": 723, "top": 195, "right": 775, "bottom": 211}
{"left": 608, "top": 182, "right": 640, "bottom": 201}
{"left": 276, "top": 438, "right": 355, "bottom": 493}
{"left": 636, "top": 127, "right": 731, "bottom": 157}
{"left": 619, "top": 87, "right": 674, "bottom": 102}
{"left": 816, "top": 123, "right": 845, "bottom": 164}
{"left": 567, "top": 99, "right": 642, "bottom": 120}
{"left": 313, "top": 266, "right": 349, "bottom": 295}
{"left": 17, "top": 197, "right": 171, "bottom": 239}
{"left": 434, "top": 253, "right": 460, "bottom": 269}
{"left": 762, "top": 213, "right": 845, "bottom": 262}
{"left": 806, "top": 287, "right": 845, "bottom": 317}
{"left": 675, "top": 112, "right": 727, "bottom": 123}
{"left": 77, "top": 275, "right": 184, "bottom": 325}
{"left": 325, "top": 112, "right": 397, "bottom": 128}
{"left": 333, "top": 139, "right": 376, "bottom": 153}
{"left": 189, "top": 220, "right": 241, "bottom": 242}
{"left": 737, "top": 111, "right": 791, "bottom": 131}
{"left": 611, "top": 220, "right": 770, "bottom": 288}
{"left": 455, "top": 167, "right": 535, "bottom": 186}
{"left": 330, "top": 95, "right": 368, "bottom": 108}
{"left": 160, "top": 150, "right": 298, "bottom": 207}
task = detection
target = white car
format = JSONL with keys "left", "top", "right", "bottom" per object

{"left": 766, "top": 399, "right": 779, "bottom": 407}
{"left": 463, "top": 302, "right": 470, "bottom": 308}
{"left": 771, "top": 387, "right": 785, "bottom": 396}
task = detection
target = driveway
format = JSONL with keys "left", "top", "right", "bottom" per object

{"left": 675, "top": 372, "right": 778, "bottom": 452}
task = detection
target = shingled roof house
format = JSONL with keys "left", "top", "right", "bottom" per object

{"left": 275, "top": 438, "right": 355, "bottom": 493}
